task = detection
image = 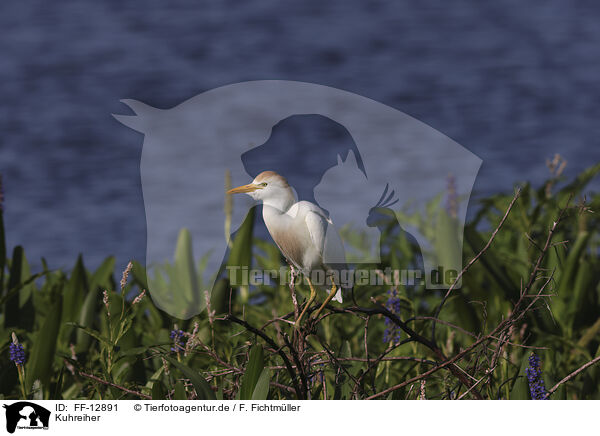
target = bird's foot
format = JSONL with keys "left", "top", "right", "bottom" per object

{"left": 292, "top": 315, "right": 317, "bottom": 334}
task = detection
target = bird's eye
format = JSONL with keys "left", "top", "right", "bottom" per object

{"left": 260, "top": 182, "right": 268, "bottom": 187}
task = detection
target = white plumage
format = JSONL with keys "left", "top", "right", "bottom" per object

{"left": 227, "top": 170, "right": 347, "bottom": 324}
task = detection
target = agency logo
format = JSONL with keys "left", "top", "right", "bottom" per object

{"left": 114, "top": 80, "right": 481, "bottom": 319}
{"left": 2, "top": 402, "right": 50, "bottom": 433}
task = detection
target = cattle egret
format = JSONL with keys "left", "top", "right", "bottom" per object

{"left": 227, "top": 170, "right": 347, "bottom": 325}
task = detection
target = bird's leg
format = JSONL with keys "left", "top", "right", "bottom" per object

{"left": 313, "top": 278, "right": 338, "bottom": 319}
{"left": 296, "top": 276, "right": 316, "bottom": 327}
{"left": 288, "top": 263, "right": 299, "bottom": 322}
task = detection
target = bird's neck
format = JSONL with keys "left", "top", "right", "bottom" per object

{"left": 262, "top": 188, "right": 295, "bottom": 214}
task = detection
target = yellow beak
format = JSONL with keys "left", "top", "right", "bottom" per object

{"left": 227, "top": 183, "right": 261, "bottom": 194}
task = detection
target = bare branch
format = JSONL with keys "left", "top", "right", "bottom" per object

{"left": 546, "top": 355, "right": 600, "bottom": 398}
{"left": 78, "top": 370, "right": 151, "bottom": 399}
{"left": 222, "top": 314, "right": 304, "bottom": 399}
{"left": 432, "top": 187, "right": 521, "bottom": 341}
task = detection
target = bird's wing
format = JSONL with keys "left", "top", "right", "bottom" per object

{"left": 302, "top": 203, "right": 329, "bottom": 255}
{"left": 290, "top": 201, "right": 332, "bottom": 223}
{"left": 295, "top": 201, "right": 347, "bottom": 264}
{"left": 300, "top": 202, "right": 347, "bottom": 303}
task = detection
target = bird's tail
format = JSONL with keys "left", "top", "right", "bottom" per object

{"left": 333, "top": 287, "right": 343, "bottom": 303}
{"left": 326, "top": 266, "right": 352, "bottom": 303}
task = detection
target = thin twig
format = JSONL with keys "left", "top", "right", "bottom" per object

{"left": 283, "top": 334, "right": 308, "bottom": 398}
{"left": 270, "top": 381, "right": 296, "bottom": 394}
{"left": 223, "top": 314, "right": 304, "bottom": 399}
{"left": 265, "top": 355, "right": 436, "bottom": 371}
{"left": 288, "top": 263, "right": 299, "bottom": 322}
{"left": 316, "top": 336, "right": 362, "bottom": 399}
{"left": 79, "top": 371, "right": 151, "bottom": 399}
{"left": 324, "top": 303, "right": 484, "bottom": 399}
{"left": 413, "top": 316, "right": 547, "bottom": 349}
{"left": 457, "top": 369, "right": 494, "bottom": 400}
{"left": 545, "top": 355, "right": 600, "bottom": 398}
{"left": 366, "top": 194, "right": 572, "bottom": 400}
{"left": 432, "top": 187, "right": 521, "bottom": 342}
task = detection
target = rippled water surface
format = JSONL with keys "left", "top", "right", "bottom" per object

{"left": 1, "top": 0, "right": 599, "bottom": 268}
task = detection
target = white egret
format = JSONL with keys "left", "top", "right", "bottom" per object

{"left": 227, "top": 170, "right": 347, "bottom": 325}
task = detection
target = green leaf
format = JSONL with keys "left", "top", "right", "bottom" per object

{"left": 144, "top": 366, "right": 165, "bottom": 392}
{"left": 560, "top": 162, "right": 600, "bottom": 198}
{"left": 340, "top": 341, "right": 352, "bottom": 359}
{"left": 173, "top": 381, "right": 187, "bottom": 400}
{"left": 557, "top": 231, "right": 589, "bottom": 292}
{"left": 227, "top": 208, "right": 255, "bottom": 280}
{"left": 131, "top": 260, "right": 148, "bottom": 289}
{"left": 578, "top": 317, "right": 600, "bottom": 349}
{"left": 4, "top": 246, "right": 25, "bottom": 327}
{"left": 75, "top": 257, "right": 114, "bottom": 352}
{"left": 75, "top": 287, "right": 101, "bottom": 352}
{"left": 52, "top": 367, "right": 65, "bottom": 400}
{"left": 152, "top": 380, "right": 167, "bottom": 399}
{"left": 90, "top": 257, "right": 116, "bottom": 291}
{"left": 210, "top": 277, "right": 230, "bottom": 315}
{"left": 67, "top": 322, "right": 113, "bottom": 347}
{"left": 62, "top": 256, "right": 89, "bottom": 329}
{"left": 434, "top": 210, "right": 461, "bottom": 286}
{"left": 510, "top": 354, "right": 531, "bottom": 400}
{"left": 165, "top": 356, "right": 216, "bottom": 400}
{"left": 0, "top": 271, "right": 46, "bottom": 307}
{"left": 464, "top": 226, "right": 520, "bottom": 301}
{"left": 554, "top": 231, "right": 591, "bottom": 331}
{"left": 251, "top": 368, "right": 270, "bottom": 400}
{"left": 239, "top": 344, "right": 264, "bottom": 400}
{"left": 26, "top": 292, "right": 63, "bottom": 390}
{"left": 174, "top": 228, "right": 200, "bottom": 306}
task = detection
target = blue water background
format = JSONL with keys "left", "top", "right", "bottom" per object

{"left": 1, "top": 0, "right": 599, "bottom": 269}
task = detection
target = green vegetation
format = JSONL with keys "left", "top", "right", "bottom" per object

{"left": 1, "top": 163, "right": 599, "bottom": 400}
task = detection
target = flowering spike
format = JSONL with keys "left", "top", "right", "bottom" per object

{"left": 132, "top": 289, "right": 146, "bottom": 305}
{"left": 120, "top": 261, "right": 133, "bottom": 293}
{"left": 170, "top": 329, "right": 185, "bottom": 352}
{"left": 525, "top": 353, "right": 548, "bottom": 400}
{"left": 102, "top": 289, "right": 110, "bottom": 316}
{"left": 9, "top": 342, "right": 26, "bottom": 366}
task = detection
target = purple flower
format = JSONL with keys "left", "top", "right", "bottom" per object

{"left": 383, "top": 289, "right": 402, "bottom": 344}
{"left": 170, "top": 329, "right": 185, "bottom": 352}
{"left": 9, "top": 342, "right": 25, "bottom": 365}
{"left": 525, "top": 353, "right": 548, "bottom": 400}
